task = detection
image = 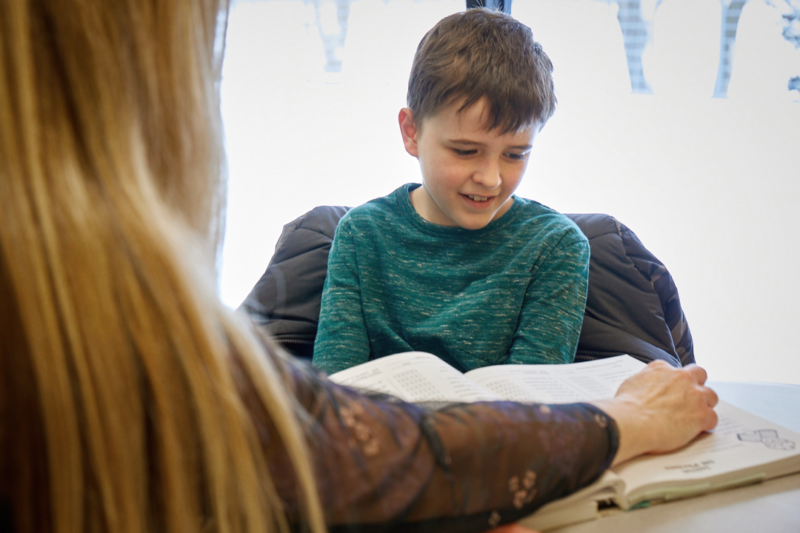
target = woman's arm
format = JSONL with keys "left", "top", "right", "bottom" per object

{"left": 253, "top": 339, "right": 716, "bottom": 532}
{"left": 262, "top": 346, "right": 619, "bottom": 531}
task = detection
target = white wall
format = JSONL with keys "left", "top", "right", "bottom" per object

{"left": 220, "top": 0, "right": 800, "bottom": 384}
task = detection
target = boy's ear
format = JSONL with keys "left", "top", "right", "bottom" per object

{"left": 398, "top": 108, "right": 419, "bottom": 157}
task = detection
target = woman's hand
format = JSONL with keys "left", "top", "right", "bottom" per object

{"left": 592, "top": 361, "right": 719, "bottom": 466}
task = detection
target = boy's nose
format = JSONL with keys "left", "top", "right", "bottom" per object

{"left": 472, "top": 160, "right": 502, "bottom": 189}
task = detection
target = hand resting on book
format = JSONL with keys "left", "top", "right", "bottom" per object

{"left": 591, "top": 361, "right": 719, "bottom": 467}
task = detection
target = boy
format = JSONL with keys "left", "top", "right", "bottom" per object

{"left": 312, "top": 8, "right": 589, "bottom": 375}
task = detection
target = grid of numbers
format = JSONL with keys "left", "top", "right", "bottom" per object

{"left": 484, "top": 380, "right": 531, "bottom": 403}
{"left": 569, "top": 376, "right": 612, "bottom": 400}
{"left": 394, "top": 370, "right": 444, "bottom": 401}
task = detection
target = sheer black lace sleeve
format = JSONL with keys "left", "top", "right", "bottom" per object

{"left": 255, "top": 348, "right": 619, "bottom": 533}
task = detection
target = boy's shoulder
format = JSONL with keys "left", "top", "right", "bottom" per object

{"left": 511, "top": 196, "right": 587, "bottom": 243}
{"left": 337, "top": 185, "right": 409, "bottom": 230}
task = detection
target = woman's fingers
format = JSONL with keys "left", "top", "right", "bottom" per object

{"left": 702, "top": 403, "right": 720, "bottom": 431}
{"left": 684, "top": 364, "right": 708, "bottom": 385}
{"left": 682, "top": 366, "right": 718, "bottom": 431}
{"left": 702, "top": 384, "right": 719, "bottom": 408}
{"left": 683, "top": 365, "right": 718, "bottom": 412}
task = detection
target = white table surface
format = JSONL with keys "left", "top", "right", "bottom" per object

{"left": 550, "top": 380, "right": 800, "bottom": 533}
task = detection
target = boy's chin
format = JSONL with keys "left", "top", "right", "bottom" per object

{"left": 454, "top": 216, "right": 493, "bottom": 231}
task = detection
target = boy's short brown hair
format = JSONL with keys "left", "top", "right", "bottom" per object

{"left": 407, "top": 8, "right": 556, "bottom": 133}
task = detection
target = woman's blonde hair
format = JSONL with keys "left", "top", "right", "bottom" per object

{"left": 0, "top": 1, "right": 323, "bottom": 532}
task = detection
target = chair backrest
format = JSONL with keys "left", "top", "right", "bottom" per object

{"left": 567, "top": 214, "right": 694, "bottom": 366}
{"left": 242, "top": 207, "right": 694, "bottom": 367}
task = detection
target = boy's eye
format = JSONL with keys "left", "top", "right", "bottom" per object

{"left": 505, "top": 152, "right": 528, "bottom": 161}
{"left": 453, "top": 148, "right": 477, "bottom": 156}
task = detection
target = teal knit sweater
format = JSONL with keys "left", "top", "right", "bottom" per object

{"left": 312, "top": 184, "right": 590, "bottom": 375}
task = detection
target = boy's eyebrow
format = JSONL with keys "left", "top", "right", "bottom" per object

{"left": 449, "top": 138, "right": 533, "bottom": 150}
{"left": 448, "top": 138, "right": 483, "bottom": 146}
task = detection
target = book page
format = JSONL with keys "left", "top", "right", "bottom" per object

{"left": 520, "top": 470, "right": 625, "bottom": 531}
{"left": 616, "top": 400, "right": 800, "bottom": 507}
{"left": 464, "top": 355, "right": 647, "bottom": 403}
{"left": 329, "top": 352, "right": 499, "bottom": 403}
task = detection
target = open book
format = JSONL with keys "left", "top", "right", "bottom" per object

{"left": 330, "top": 353, "right": 800, "bottom": 530}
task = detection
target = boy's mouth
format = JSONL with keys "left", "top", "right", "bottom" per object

{"left": 465, "top": 194, "right": 491, "bottom": 202}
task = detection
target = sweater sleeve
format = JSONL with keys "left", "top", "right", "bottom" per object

{"left": 258, "top": 346, "right": 619, "bottom": 532}
{"left": 507, "top": 233, "right": 590, "bottom": 365}
{"left": 312, "top": 221, "right": 371, "bottom": 374}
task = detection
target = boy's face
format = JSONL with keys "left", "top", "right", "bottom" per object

{"left": 399, "top": 98, "right": 538, "bottom": 230}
